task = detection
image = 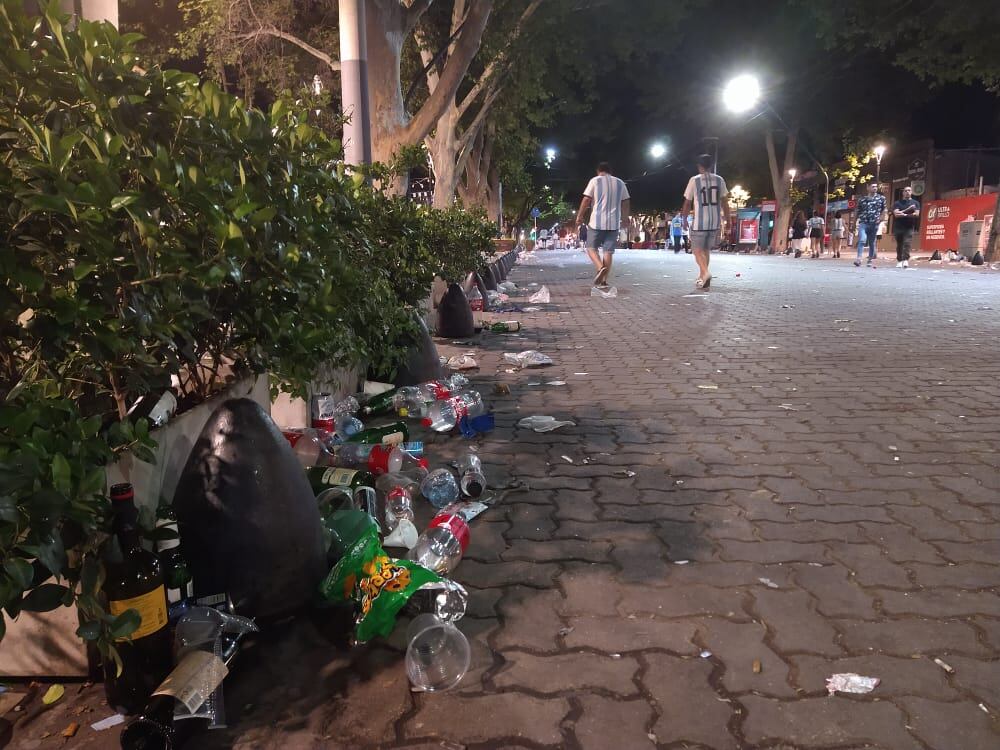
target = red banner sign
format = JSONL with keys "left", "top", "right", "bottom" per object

{"left": 920, "top": 194, "right": 996, "bottom": 252}
{"left": 738, "top": 218, "right": 759, "bottom": 244}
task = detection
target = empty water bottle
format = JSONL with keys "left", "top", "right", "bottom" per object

{"left": 420, "top": 468, "right": 460, "bottom": 509}
{"left": 405, "top": 614, "right": 471, "bottom": 692}
{"left": 405, "top": 513, "right": 470, "bottom": 575}
{"left": 282, "top": 428, "right": 337, "bottom": 467}
{"left": 455, "top": 453, "right": 486, "bottom": 498}
{"left": 422, "top": 391, "right": 485, "bottom": 432}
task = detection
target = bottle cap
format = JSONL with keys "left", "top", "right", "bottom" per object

{"left": 110, "top": 483, "right": 134, "bottom": 502}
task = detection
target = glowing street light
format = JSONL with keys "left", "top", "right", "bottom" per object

{"left": 873, "top": 144, "right": 887, "bottom": 188}
{"left": 788, "top": 168, "right": 797, "bottom": 182}
{"left": 545, "top": 147, "right": 557, "bottom": 162}
{"left": 650, "top": 142, "right": 667, "bottom": 159}
{"left": 722, "top": 74, "right": 762, "bottom": 114}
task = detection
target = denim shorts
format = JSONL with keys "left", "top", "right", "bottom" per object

{"left": 587, "top": 228, "right": 618, "bottom": 253}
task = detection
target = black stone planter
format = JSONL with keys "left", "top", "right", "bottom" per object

{"left": 482, "top": 265, "right": 498, "bottom": 291}
{"left": 437, "top": 282, "right": 475, "bottom": 338}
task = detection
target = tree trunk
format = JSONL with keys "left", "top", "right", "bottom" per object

{"left": 985, "top": 191, "right": 1000, "bottom": 263}
{"left": 429, "top": 108, "right": 461, "bottom": 208}
{"left": 765, "top": 126, "right": 798, "bottom": 253}
{"left": 365, "top": 0, "right": 410, "bottom": 165}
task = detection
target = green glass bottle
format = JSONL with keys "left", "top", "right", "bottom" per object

{"left": 485, "top": 320, "right": 521, "bottom": 333}
{"left": 360, "top": 388, "right": 401, "bottom": 416}
{"left": 344, "top": 421, "right": 409, "bottom": 445}
{"left": 307, "top": 466, "right": 377, "bottom": 496}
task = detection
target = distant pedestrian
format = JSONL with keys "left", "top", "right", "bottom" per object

{"left": 807, "top": 210, "right": 825, "bottom": 258}
{"left": 680, "top": 154, "right": 730, "bottom": 289}
{"left": 854, "top": 182, "right": 887, "bottom": 267}
{"left": 892, "top": 185, "right": 920, "bottom": 268}
{"left": 670, "top": 212, "right": 684, "bottom": 252}
{"left": 830, "top": 210, "right": 845, "bottom": 258}
{"left": 791, "top": 210, "right": 807, "bottom": 257}
{"left": 576, "top": 161, "right": 631, "bottom": 287}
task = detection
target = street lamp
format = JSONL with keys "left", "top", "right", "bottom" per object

{"left": 650, "top": 142, "right": 667, "bottom": 160}
{"left": 722, "top": 74, "right": 761, "bottom": 114}
{"left": 873, "top": 144, "right": 887, "bottom": 190}
{"left": 544, "top": 147, "right": 557, "bottom": 168}
{"left": 788, "top": 168, "right": 797, "bottom": 183}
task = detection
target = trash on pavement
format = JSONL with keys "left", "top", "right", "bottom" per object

{"left": 700, "top": 650, "right": 712, "bottom": 658}
{"left": 826, "top": 673, "right": 880, "bottom": 695}
{"left": 752, "top": 659, "right": 762, "bottom": 674}
{"left": 503, "top": 350, "right": 554, "bottom": 368}
{"left": 591, "top": 286, "right": 618, "bottom": 298}
{"left": 528, "top": 286, "right": 551, "bottom": 303}
{"left": 458, "top": 412, "right": 495, "bottom": 437}
{"left": 494, "top": 383, "right": 511, "bottom": 395}
{"left": 560, "top": 455, "right": 574, "bottom": 464}
{"left": 421, "top": 468, "right": 461, "bottom": 509}
{"left": 758, "top": 577, "right": 779, "bottom": 589}
{"left": 91, "top": 714, "right": 126, "bottom": 731}
{"left": 522, "top": 306, "right": 541, "bottom": 312}
{"left": 498, "top": 281, "right": 518, "bottom": 293}
{"left": 408, "top": 579, "right": 469, "bottom": 622}
{"left": 406, "top": 512, "right": 470, "bottom": 576}
{"left": 933, "top": 657, "right": 955, "bottom": 674}
{"left": 406, "top": 614, "right": 471, "bottom": 692}
{"left": 614, "top": 469, "right": 637, "bottom": 478}
{"left": 517, "top": 415, "right": 576, "bottom": 432}
{"left": 446, "top": 354, "right": 479, "bottom": 370}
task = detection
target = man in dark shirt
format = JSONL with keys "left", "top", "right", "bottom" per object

{"left": 892, "top": 186, "right": 920, "bottom": 268}
{"left": 854, "top": 182, "right": 887, "bottom": 267}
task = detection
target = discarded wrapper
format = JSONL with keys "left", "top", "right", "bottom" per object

{"left": 528, "top": 286, "right": 551, "bottom": 303}
{"left": 826, "top": 673, "right": 879, "bottom": 695}
{"left": 590, "top": 286, "right": 618, "bottom": 298}
{"left": 517, "top": 416, "right": 576, "bottom": 432}
{"left": 446, "top": 355, "right": 479, "bottom": 370}
{"left": 503, "top": 350, "right": 554, "bottom": 368}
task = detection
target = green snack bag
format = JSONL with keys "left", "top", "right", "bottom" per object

{"left": 321, "top": 513, "right": 440, "bottom": 642}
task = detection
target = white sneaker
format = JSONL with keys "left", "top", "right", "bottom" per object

{"left": 902, "top": 260, "right": 909, "bottom": 268}
{"left": 895, "top": 261, "right": 903, "bottom": 268}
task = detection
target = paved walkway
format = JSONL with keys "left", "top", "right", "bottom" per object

{"left": 21, "top": 250, "right": 1000, "bottom": 750}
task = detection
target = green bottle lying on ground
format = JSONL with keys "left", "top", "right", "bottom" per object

{"left": 307, "top": 466, "right": 377, "bottom": 495}
{"left": 344, "top": 420, "right": 409, "bottom": 445}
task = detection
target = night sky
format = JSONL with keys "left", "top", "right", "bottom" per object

{"left": 541, "top": 2, "right": 1000, "bottom": 214}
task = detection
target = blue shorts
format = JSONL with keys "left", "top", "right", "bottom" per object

{"left": 587, "top": 228, "right": 617, "bottom": 253}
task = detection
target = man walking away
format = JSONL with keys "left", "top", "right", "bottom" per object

{"left": 670, "top": 212, "right": 684, "bottom": 252}
{"left": 576, "top": 162, "right": 631, "bottom": 287}
{"left": 680, "top": 154, "right": 730, "bottom": 288}
{"left": 893, "top": 186, "right": 920, "bottom": 268}
{"left": 854, "top": 182, "right": 886, "bottom": 267}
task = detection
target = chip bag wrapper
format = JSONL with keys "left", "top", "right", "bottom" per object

{"left": 320, "top": 510, "right": 440, "bottom": 642}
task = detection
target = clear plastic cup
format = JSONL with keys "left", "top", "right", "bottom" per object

{"left": 405, "top": 614, "right": 471, "bottom": 692}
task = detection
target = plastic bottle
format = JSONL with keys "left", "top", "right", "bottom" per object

{"left": 419, "top": 468, "right": 460, "bottom": 509}
{"left": 422, "top": 392, "right": 485, "bottom": 433}
{"left": 485, "top": 320, "right": 521, "bottom": 333}
{"left": 455, "top": 453, "right": 487, "bottom": 499}
{"left": 467, "top": 285, "right": 484, "bottom": 312}
{"left": 282, "top": 428, "right": 337, "bottom": 467}
{"left": 405, "top": 513, "right": 470, "bottom": 575}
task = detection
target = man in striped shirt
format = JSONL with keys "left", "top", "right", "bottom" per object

{"left": 680, "top": 154, "right": 730, "bottom": 289}
{"left": 576, "top": 162, "right": 631, "bottom": 287}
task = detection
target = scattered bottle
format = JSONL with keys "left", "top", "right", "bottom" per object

{"left": 422, "top": 392, "right": 485, "bottom": 433}
{"left": 282, "top": 428, "right": 337, "bottom": 467}
{"left": 467, "top": 285, "right": 484, "bottom": 312}
{"left": 155, "top": 517, "right": 193, "bottom": 625}
{"left": 484, "top": 320, "right": 521, "bottom": 333}
{"left": 419, "top": 468, "right": 460, "bottom": 509}
{"left": 312, "top": 394, "right": 359, "bottom": 432}
{"left": 406, "top": 512, "right": 470, "bottom": 575}
{"left": 307, "top": 466, "right": 377, "bottom": 497}
{"left": 455, "top": 453, "right": 487, "bottom": 499}
{"left": 102, "top": 483, "right": 173, "bottom": 715}
{"left": 345, "top": 420, "right": 409, "bottom": 446}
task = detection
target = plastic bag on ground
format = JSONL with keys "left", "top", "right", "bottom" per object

{"left": 826, "top": 673, "right": 880, "bottom": 695}
{"left": 498, "top": 281, "right": 517, "bottom": 293}
{"left": 517, "top": 416, "right": 576, "bottom": 432}
{"left": 591, "top": 286, "right": 618, "bottom": 298}
{"left": 528, "top": 286, "right": 551, "bottom": 303}
{"left": 503, "top": 350, "right": 554, "bottom": 368}
{"left": 446, "top": 355, "right": 478, "bottom": 370}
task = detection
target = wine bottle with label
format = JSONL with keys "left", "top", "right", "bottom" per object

{"left": 306, "top": 466, "right": 376, "bottom": 496}
{"left": 103, "top": 483, "right": 173, "bottom": 715}
{"left": 344, "top": 421, "right": 409, "bottom": 446}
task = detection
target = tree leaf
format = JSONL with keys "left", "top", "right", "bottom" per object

{"left": 72, "top": 262, "right": 97, "bottom": 280}
{"left": 3, "top": 558, "right": 33, "bottom": 590}
{"left": 20, "top": 583, "right": 70, "bottom": 612}
{"left": 75, "top": 620, "right": 101, "bottom": 641}
{"left": 51, "top": 453, "right": 71, "bottom": 496}
{"left": 110, "top": 193, "right": 140, "bottom": 210}
{"left": 109, "top": 608, "right": 141, "bottom": 639}
{"left": 42, "top": 684, "right": 65, "bottom": 705}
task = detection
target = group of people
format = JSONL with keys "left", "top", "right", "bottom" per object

{"left": 575, "top": 155, "right": 728, "bottom": 289}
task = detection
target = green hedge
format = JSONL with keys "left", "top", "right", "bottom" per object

{"left": 0, "top": 1, "right": 492, "bottom": 647}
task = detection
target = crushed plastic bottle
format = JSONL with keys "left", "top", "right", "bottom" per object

{"left": 422, "top": 391, "right": 485, "bottom": 432}
{"left": 420, "top": 468, "right": 460, "bottom": 509}
{"left": 517, "top": 415, "right": 576, "bottom": 432}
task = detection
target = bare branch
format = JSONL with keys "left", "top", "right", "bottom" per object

{"left": 235, "top": 26, "right": 341, "bottom": 71}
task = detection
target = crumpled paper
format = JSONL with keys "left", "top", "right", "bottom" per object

{"left": 447, "top": 355, "right": 479, "bottom": 370}
{"left": 826, "top": 673, "right": 880, "bottom": 695}
{"left": 503, "top": 350, "right": 553, "bottom": 368}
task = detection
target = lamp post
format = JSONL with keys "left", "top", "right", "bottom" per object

{"left": 873, "top": 144, "right": 887, "bottom": 191}
{"left": 650, "top": 143, "right": 668, "bottom": 246}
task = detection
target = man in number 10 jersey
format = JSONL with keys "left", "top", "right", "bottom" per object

{"left": 680, "top": 154, "right": 730, "bottom": 289}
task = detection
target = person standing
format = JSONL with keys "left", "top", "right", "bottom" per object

{"left": 807, "top": 210, "right": 825, "bottom": 258}
{"left": 670, "top": 212, "right": 684, "bottom": 252}
{"left": 680, "top": 154, "right": 730, "bottom": 288}
{"left": 830, "top": 210, "right": 845, "bottom": 258}
{"left": 576, "top": 162, "right": 631, "bottom": 287}
{"left": 854, "top": 182, "right": 886, "bottom": 267}
{"left": 892, "top": 185, "right": 920, "bottom": 268}
{"left": 791, "top": 210, "right": 808, "bottom": 257}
